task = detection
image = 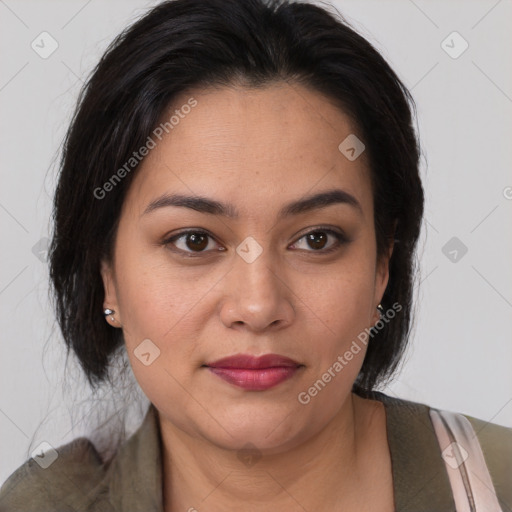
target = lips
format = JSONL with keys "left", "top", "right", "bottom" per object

{"left": 206, "top": 353, "right": 301, "bottom": 369}
{"left": 204, "top": 354, "right": 303, "bottom": 391}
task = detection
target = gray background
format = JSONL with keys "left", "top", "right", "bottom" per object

{"left": 1, "top": 0, "right": 511, "bottom": 486}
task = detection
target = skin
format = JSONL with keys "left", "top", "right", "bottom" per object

{"left": 101, "top": 82, "right": 395, "bottom": 511}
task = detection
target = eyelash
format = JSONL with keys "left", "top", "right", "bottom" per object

{"left": 162, "top": 226, "right": 349, "bottom": 258}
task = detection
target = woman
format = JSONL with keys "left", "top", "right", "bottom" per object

{"left": 1, "top": 0, "right": 510, "bottom": 510}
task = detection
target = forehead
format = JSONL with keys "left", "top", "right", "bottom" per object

{"left": 124, "top": 82, "right": 372, "bottom": 219}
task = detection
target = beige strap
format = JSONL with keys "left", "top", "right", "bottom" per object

{"left": 430, "top": 408, "right": 503, "bottom": 512}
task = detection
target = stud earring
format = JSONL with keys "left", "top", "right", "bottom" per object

{"left": 103, "top": 308, "right": 116, "bottom": 323}
{"left": 376, "top": 303, "right": 384, "bottom": 319}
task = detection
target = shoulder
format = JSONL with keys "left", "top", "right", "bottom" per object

{"left": 369, "top": 391, "right": 512, "bottom": 508}
{"left": 0, "top": 404, "right": 161, "bottom": 512}
{"left": 463, "top": 413, "right": 512, "bottom": 508}
{"left": 0, "top": 437, "right": 113, "bottom": 511}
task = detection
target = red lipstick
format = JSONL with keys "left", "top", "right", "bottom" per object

{"left": 204, "top": 354, "right": 302, "bottom": 391}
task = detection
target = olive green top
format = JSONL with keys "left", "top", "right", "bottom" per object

{"left": 1, "top": 392, "right": 511, "bottom": 511}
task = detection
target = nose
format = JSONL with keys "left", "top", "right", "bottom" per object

{"left": 219, "top": 248, "right": 295, "bottom": 333}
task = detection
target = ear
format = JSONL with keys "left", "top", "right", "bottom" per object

{"left": 100, "top": 259, "right": 122, "bottom": 327}
{"left": 373, "top": 240, "right": 394, "bottom": 321}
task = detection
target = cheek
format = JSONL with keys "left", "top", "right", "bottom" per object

{"left": 113, "top": 256, "right": 210, "bottom": 407}
{"left": 117, "top": 268, "right": 211, "bottom": 355}
{"left": 306, "top": 255, "right": 376, "bottom": 332}
{"left": 297, "top": 251, "right": 377, "bottom": 384}
{"left": 111, "top": 231, "right": 213, "bottom": 355}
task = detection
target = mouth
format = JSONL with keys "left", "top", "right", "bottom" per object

{"left": 203, "top": 353, "right": 304, "bottom": 391}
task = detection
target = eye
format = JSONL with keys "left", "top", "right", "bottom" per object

{"left": 163, "top": 226, "right": 349, "bottom": 258}
{"left": 163, "top": 230, "right": 224, "bottom": 256}
{"left": 290, "top": 228, "right": 348, "bottom": 254}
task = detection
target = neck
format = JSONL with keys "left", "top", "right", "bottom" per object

{"left": 159, "top": 393, "right": 389, "bottom": 512}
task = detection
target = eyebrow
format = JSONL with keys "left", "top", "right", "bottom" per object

{"left": 143, "top": 188, "right": 362, "bottom": 218}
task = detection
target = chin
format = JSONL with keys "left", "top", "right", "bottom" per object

{"left": 196, "top": 411, "right": 310, "bottom": 454}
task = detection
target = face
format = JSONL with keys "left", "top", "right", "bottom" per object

{"left": 101, "top": 82, "right": 391, "bottom": 453}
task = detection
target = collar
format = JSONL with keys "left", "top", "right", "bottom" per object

{"left": 369, "top": 391, "right": 455, "bottom": 511}
{"left": 104, "top": 402, "right": 164, "bottom": 511}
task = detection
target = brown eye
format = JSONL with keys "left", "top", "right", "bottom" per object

{"left": 185, "top": 232, "right": 209, "bottom": 251}
{"left": 305, "top": 232, "right": 328, "bottom": 250}
{"left": 291, "top": 228, "right": 348, "bottom": 254}
{"left": 164, "top": 230, "right": 222, "bottom": 256}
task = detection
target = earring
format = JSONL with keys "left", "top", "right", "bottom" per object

{"left": 103, "top": 308, "right": 116, "bottom": 323}
{"left": 376, "top": 303, "right": 384, "bottom": 319}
